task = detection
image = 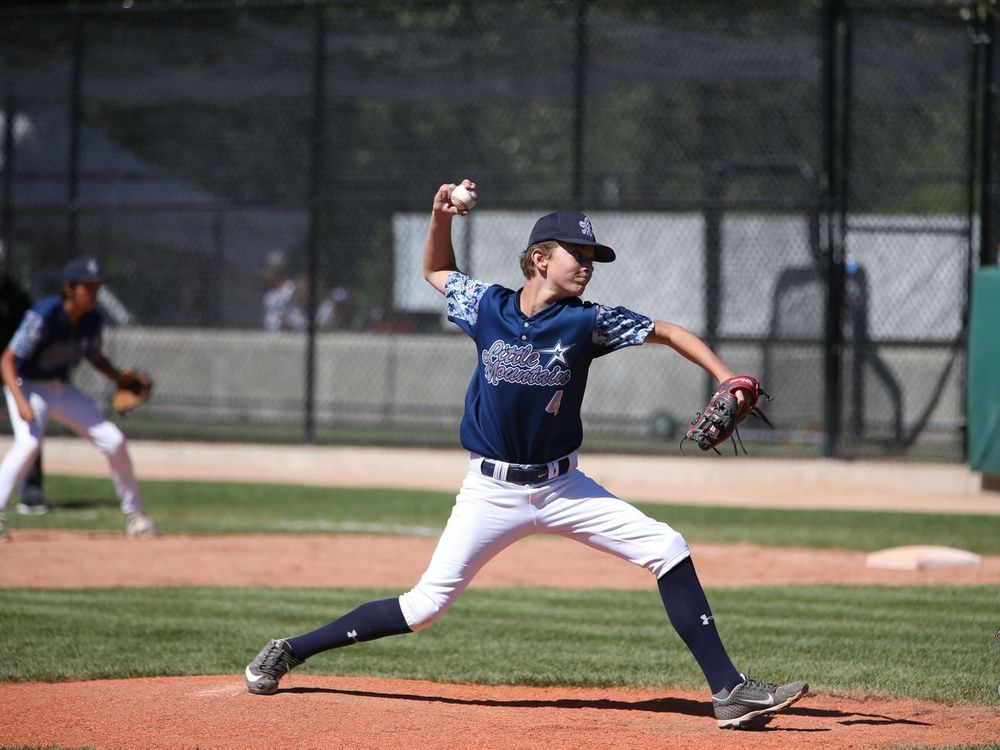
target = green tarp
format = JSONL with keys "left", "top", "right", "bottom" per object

{"left": 968, "top": 266, "right": 1000, "bottom": 473}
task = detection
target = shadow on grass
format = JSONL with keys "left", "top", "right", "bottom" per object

{"left": 47, "top": 498, "right": 117, "bottom": 511}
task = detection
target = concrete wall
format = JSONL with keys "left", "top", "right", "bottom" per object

{"left": 70, "top": 327, "right": 964, "bottom": 445}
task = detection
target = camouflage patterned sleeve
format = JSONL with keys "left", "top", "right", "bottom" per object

{"left": 592, "top": 304, "right": 654, "bottom": 352}
{"left": 445, "top": 271, "right": 492, "bottom": 333}
{"left": 8, "top": 310, "right": 46, "bottom": 361}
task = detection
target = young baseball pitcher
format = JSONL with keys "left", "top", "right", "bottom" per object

{"left": 245, "top": 180, "right": 808, "bottom": 729}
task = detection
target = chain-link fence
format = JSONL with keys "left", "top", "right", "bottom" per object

{"left": 0, "top": 0, "right": 995, "bottom": 458}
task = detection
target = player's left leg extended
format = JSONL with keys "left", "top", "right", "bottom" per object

{"left": 539, "top": 469, "right": 807, "bottom": 728}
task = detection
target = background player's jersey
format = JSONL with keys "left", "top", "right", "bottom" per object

{"left": 9, "top": 295, "right": 103, "bottom": 381}
{"left": 446, "top": 271, "right": 653, "bottom": 464}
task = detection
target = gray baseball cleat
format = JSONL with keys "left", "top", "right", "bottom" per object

{"left": 16, "top": 496, "right": 49, "bottom": 516}
{"left": 124, "top": 512, "right": 155, "bottom": 538}
{"left": 245, "top": 639, "right": 303, "bottom": 695}
{"left": 713, "top": 674, "right": 809, "bottom": 729}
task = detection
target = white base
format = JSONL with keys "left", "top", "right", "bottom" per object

{"left": 865, "top": 545, "right": 982, "bottom": 570}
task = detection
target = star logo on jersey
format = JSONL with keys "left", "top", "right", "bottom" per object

{"left": 537, "top": 340, "right": 574, "bottom": 368}
{"left": 578, "top": 216, "right": 594, "bottom": 238}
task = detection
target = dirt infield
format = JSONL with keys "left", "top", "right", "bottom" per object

{"left": 2, "top": 530, "right": 999, "bottom": 589}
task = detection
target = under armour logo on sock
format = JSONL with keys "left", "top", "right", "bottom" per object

{"left": 700, "top": 614, "right": 714, "bottom": 626}
{"left": 347, "top": 629, "right": 359, "bottom": 642}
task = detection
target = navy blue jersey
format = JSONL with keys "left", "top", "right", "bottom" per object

{"left": 446, "top": 272, "right": 653, "bottom": 464}
{"left": 8, "top": 295, "right": 103, "bottom": 381}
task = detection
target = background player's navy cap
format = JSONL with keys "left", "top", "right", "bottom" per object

{"left": 63, "top": 257, "right": 103, "bottom": 284}
{"left": 526, "top": 210, "right": 616, "bottom": 262}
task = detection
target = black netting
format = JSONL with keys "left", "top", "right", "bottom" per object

{"left": 0, "top": 0, "right": 989, "bottom": 458}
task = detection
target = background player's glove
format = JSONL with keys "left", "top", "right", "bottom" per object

{"left": 114, "top": 369, "right": 153, "bottom": 414}
{"left": 683, "top": 375, "right": 770, "bottom": 454}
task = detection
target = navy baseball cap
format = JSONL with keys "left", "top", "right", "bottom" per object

{"left": 63, "top": 257, "right": 103, "bottom": 284}
{"left": 526, "top": 210, "right": 616, "bottom": 262}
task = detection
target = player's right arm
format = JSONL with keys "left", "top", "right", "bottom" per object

{"left": 0, "top": 347, "right": 34, "bottom": 422}
{"left": 1, "top": 307, "right": 45, "bottom": 422}
{"left": 423, "top": 179, "right": 476, "bottom": 295}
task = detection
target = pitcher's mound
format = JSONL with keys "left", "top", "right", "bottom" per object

{"left": 2, "top": 675, "right": 1000, "bottom": 750}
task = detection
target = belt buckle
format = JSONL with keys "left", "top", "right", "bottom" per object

{"left": 481, "top": 459, "right": 564, "bottom": 485}
{"left": 521, "top": 464, "right": 549, "bottom": 485}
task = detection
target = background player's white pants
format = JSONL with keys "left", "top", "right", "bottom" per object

{"left": 0, "top": 381, "right": 143, "bottom": 515}
{"left": 398, "top": 456, "right": 690, "bottom": 631}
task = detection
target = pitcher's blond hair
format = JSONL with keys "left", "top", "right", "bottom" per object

{"left": 519, "top": 241, "right": 559, "bottom": 279}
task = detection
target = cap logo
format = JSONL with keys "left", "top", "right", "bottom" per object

{"left": 578, "top": 216, "right": 594, "bottom": 238}
{"left": 87, "top": 259, "right": 98, "bottom": 275}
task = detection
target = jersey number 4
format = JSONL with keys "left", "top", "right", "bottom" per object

{"left": 545, "top": 390, "right": 564, "bottom": 416}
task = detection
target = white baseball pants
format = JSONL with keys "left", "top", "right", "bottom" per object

{"left": 0, "top": 381, "right": 143, "bottom": 515}
{"left": 398, "top": 453, "right": 690, "bottom": 631}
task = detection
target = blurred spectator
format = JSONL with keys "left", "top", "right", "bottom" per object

{"left": 316, "top": 285, "right": 354, "bottom": 330}
{"left": 261, "top": 251, "right": 296, "bottom": 332}
{"left": 285, "top": 279, "right": 357, "bottom": 332}
{"left": 173, "top": 275, "right": 209, "bottom": 327}
{"left": 285, "top": 275, "right": 311, "bottom": 332}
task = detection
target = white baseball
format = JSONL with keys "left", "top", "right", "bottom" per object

{"left": 451, "top": 184, "right": 478, "bottom": 211}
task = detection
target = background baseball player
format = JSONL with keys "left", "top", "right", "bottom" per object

{"left": 0, "top": 270, "right": 48, "bottom": 514}
{"left": 245, "top": 180, "right": 807, "bottom": 729}
{"left": 0, "top": 257, "right": 154, "bottom": 541}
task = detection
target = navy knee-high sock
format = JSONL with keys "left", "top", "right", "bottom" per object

{"left": 286, "top": 597, "right": 412, "bottom": 660}
{"left": 657, "top": 557, "right": 742, "bottom": 695}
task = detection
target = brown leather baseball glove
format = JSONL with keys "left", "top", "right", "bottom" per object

{"left": 114, "top": 369, "right": 153, "bottom": 414}
{"left": 683, "top": 375, "right": 770, "bottom": 454}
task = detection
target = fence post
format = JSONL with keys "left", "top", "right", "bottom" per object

{"left": 703, "top": 164, "right": 722, "bottom": 371}
{"left": 211, "top": 206, "right": 225, "bottom": 325}
{"left": 304, "top": 2, "right": 328, "bottom": 443}
{"left": 572, "top": 0, "right": 587, "bottom": 207}
{"left": 821, "top": 0, "right": 848, "bottom": 458}
{"left": 981, "top": 10, "right": 997, "bottom": 267}
{"left": 2, "top": 94, "right": 14, "bottom": 270}
{"left": 67, "top": 12, "right": 84, "bottom": 259}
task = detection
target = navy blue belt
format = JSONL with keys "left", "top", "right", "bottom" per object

{"left": 480, "top": 457, "right": 572, "bottom": 485}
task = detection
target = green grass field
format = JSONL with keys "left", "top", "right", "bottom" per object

{"left": 1, "top": 473, "right": 999, "bottom": 720}
{"left": 0, "top": 585, "right": 997, "bottom": 705}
